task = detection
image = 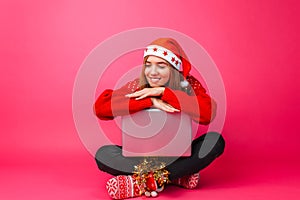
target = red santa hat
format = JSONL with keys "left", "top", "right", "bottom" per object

{"left": 143, "top": 38, "right": 191, "bottom": 87}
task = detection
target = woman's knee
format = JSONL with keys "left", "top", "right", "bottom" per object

{"left": 207, "top": 132, "right": 225, "bottom": 157}
{"left": 95, "top": 145, "right": 121, "bottom": 161}
{"left": 196, "top": 132, "right": 225, "bottom": 158}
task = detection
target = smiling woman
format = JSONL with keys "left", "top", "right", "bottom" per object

{"left": 144, "top": 56, "right": 171, "bottom": 87}
{"left": 94, "top": 38, "right": 225, "bottom": 199}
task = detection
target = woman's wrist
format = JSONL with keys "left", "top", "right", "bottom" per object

{"left": 159, "top": 87, "right": 165, "bottom": 96}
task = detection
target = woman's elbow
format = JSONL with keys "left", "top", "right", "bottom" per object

{"left": 199, "top": 104, "right": 217, "bottom": 125}
{"left": 93, "top": 103, "right": 113, "bottom": 120}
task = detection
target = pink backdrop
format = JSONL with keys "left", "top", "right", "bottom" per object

{"left": 1, "top": 0, "right": 299, "bottom": 199}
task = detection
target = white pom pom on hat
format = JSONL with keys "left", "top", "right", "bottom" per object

{"left": 143, "top": 38, "right": 191, "bottom": 87}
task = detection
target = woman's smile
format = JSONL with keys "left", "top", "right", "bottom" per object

{"left": 148, "top": 77, "right": 161, "bottom": 83}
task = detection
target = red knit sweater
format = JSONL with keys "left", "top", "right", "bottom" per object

{"left": 94, "top": 75, "right": 216, "bottom": 125}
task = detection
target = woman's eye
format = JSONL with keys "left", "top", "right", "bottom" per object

{"left": 158, "top": 65, "right": 166, "bottom": 69}
{"left": 145, "top": 64, "right": 151, "bottom": 68}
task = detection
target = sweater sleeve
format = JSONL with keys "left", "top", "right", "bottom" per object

{"left": 94, "top": 79, "right": 153, "bottom": 120}
{"left": 161, "top": 76, "right": 216, "bottom": 125}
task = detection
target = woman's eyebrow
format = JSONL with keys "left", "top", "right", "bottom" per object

{"left": 146, "top": 61, "right": 168, "bottom": 65}
{"left": 157, "top": 62, "right": 168, "bottom": 65}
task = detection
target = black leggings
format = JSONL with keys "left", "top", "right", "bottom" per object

{"left": 95, "top": 132, "right": 225, "bottom": 181}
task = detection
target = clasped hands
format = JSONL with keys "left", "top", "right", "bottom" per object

{"left": 125, "top": 87, "right": 180, "bottom": 113}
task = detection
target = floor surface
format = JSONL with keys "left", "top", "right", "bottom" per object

{"left": 1, "top": 149, "right": 299, "bottom": 200}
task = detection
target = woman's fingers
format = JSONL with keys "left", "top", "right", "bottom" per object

{"left": 125, "top": 88, "right": 165, "bottom": 99}
{"left": 162, "top": 104, "right": 180, "bottom": 112}
{"left": 161, "top": 101, "right": 180, "bottom": 112}
{"left": 125, "top": 92, "right": 141, "bottom": 98}
{"left": 125, "top": 90, "right": 147, "bottom": 98}
{"left": 135, "top": 94, "right": 149, "bottom": 100}
{"left": 151, "top": 98, "right": 180, "bottom": 113}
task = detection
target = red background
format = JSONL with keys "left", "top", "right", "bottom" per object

{"left": 1, "top": 0, "right": 299, "bottom": 199}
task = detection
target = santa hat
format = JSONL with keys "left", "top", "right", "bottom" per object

{"left": 143, "top": 38, "right": 191, "bottom": 87}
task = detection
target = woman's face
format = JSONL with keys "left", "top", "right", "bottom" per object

{"left": 144, "top": 56, "right": 171, "bottom": 87}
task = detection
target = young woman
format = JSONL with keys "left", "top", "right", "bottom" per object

{"left": 94, "top": 38, "right": 225, "bottom": 199}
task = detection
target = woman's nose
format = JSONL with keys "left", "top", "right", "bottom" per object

{"left": 150, "top": 66, "right": 158, "bottom": 75}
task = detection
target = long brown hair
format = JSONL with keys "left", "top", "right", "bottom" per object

{"left": 139, "top": 56, "right": 185, "bottom": 91}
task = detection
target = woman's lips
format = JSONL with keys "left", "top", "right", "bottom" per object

{"left": 148, "top": 77, "right": 161, "bottom": 84}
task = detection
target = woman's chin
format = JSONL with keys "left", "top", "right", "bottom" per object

{"left": 149, "top": 83, "right": 162, "bottom": 87}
